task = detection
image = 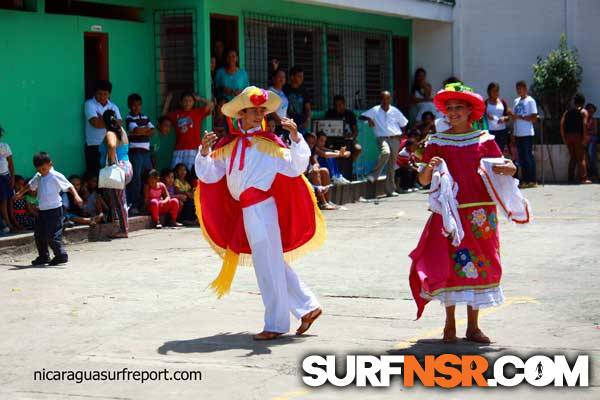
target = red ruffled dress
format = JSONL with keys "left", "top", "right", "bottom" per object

{"left": 409, "top": 130, "right": 505, "bottom": 319}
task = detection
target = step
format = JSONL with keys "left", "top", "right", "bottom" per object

{"left": 329, "top": 176, "right": 388, "bottom": 205}
{"left": 0, "top": 216, "right": 153, "bottom": 256}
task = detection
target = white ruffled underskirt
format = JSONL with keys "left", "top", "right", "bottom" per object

{"left": 421, "top": 286, "right": 504, "bottom": 309}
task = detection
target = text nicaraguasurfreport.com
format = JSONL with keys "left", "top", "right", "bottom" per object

{"left": 33, "top": 368, "right": 202, "bottom": 384}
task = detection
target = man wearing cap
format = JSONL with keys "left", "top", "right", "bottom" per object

{"left": 194, "top": 86, "right": 325, "bottom": 340}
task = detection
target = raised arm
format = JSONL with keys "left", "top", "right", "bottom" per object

{"left": 194, "top": 131, "right": 226, "bottom": 183}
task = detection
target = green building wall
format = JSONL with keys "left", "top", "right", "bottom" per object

{"left": 1, "top": 0, "right": 411, "bottom": 177}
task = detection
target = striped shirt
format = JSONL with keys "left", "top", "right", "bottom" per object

{"left": 126, "top": 113, "right": 155, "bottom": 150}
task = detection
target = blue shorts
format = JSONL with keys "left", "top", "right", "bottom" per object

{"left": 0, "top": 174, "right": 13, "bottom": 201}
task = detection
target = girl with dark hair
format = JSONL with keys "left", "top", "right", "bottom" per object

{"left": 143, "top": 169, "right": 179, "bottom": 229}
{"left": 485, "top": 82, "right": 512, "bottom": 152}
{"left": 561, "top": 93, "right": 591, "bottom": 184}
{"left": 410, "top": 68, "right": 437, "bottom": 121}
{"left": 214, "top": 49, "right": 249, "bottom": 101}
{"left": 100, "top": 109, "right": 133, "bottom": 238}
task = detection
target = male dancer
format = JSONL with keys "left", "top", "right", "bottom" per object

{"left": 194, "top": 86, "right": 325, "bottom": 340}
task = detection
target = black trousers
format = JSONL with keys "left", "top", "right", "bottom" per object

{"left": 35, "top": 207, "right": 66, "bottom": 259}
{"left": 85, "top": 145, "right": 101, "bottom": 177}
{"left": 395, "top": 167, "right": 416, "bottom": 190}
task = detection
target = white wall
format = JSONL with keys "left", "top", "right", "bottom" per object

{"left": 453, "top": 0, "right": 600, "bottom": 108}
{"left": 453, "top": 0, "right": 565, "bottom": 105}
{"left": 412, "top": 19, "right": 453, "bottom": 92}
{"left": 568, "top": 0, "right": 600, "bottom": 107}
{"left": 294, "top": 0, "right": 453, "bottom": 22}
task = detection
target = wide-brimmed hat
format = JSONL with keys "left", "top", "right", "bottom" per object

{"left": 433, "top": 83, "right": 485, "bottom": 121}
{"left": 221, "top": 86, "right": 281, "bottom": 118}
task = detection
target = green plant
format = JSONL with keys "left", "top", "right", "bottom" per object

{"left": 531, "top": 34, "right": 582, "bottom": 119}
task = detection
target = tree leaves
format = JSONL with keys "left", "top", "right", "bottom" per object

{"left": 531, "top": 34, "right": 582, "bottom": 119}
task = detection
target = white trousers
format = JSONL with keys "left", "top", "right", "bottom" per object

{"left": 243, "top": 197, "right": 320, "bottom": 333}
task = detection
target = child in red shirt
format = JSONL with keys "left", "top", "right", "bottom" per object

{"left": 395, "top": 139, "right": 419, "bottom": 192}
{"left": 159, "top": 91, "right": 213, "bottom": 173}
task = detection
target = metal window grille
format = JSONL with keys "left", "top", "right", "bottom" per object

{"left": 327, "top": 26, "right": 390, "bottom": 110}
{"left": 154, "top": 9, "right": 197, "bottom": 115}
{"left": 244, "top": 12, "right": 390, "bottom": 111}
{"left": 244, "top": 13, "right": 323, "bottom": 110}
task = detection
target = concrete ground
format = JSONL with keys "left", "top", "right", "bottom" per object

{"left": 1, "top": 184, "right": 599, "bottom": 399}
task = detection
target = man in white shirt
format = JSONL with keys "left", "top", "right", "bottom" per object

{"left": 361, "top": 91, "right": 408, "bottom": 196}
{"left": 84, "top": 80, "right": 122, "bottom": 176}
{"left": 513, "top": 81, "right": 538, "bottom": 187}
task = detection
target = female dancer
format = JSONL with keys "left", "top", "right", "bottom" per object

{"left": 409, "top": 83, "right": 523, "bottom": 344}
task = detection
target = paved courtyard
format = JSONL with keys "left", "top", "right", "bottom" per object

{"left": 1, "top": 185, "right": 599, "bottom": 399}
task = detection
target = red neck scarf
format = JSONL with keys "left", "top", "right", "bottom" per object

{"left": 215, "top": 118, "right": 288, "bottom": 173}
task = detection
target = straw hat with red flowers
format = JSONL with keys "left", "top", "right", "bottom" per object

{"left": 221, "top": 86, "right": 281, "bottom": 118}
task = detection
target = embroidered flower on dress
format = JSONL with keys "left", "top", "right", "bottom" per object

{"left": 471, "top": 208, "right": 487, "bottom": 227}
{"left": 468, "top": 208, "right": 497, "bottom": 239}
{"left": 453, "top": 249, "right": 490, "bottom": 279}
{"left": 463, "top": 262, "right": 479, "bottom": 279}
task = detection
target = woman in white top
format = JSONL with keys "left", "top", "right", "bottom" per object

{"left": 485, "top": 82, "right": 512, "bottom": 153}
{"left": 411, "top": 68, "right": 438, "bottom": 121}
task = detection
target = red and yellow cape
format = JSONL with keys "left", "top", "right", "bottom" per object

{"left": 194, "top": 127, "right": 326, "bottom": 298}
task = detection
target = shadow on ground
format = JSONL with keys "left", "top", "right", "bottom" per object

{"left": 388, "top": 338, "right": 508, "bottom": 359}
{"left": 1, "top": 263, "right": 66, "bottom": 271}
{"left": 158, "top": 332, "right": 311, "bottom": 357}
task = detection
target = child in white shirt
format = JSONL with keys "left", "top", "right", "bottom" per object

{"left": 15, "top": 152, "right": 82, "bottom": 266}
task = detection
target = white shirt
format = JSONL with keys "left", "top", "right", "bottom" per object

{"left": 269, "top": 87, "right": 289, "bottom": 120}
{"left": 195, "top": 126, "right": 310, "bottom": 201}
{"left": 513, "top": 96, "right": 538, "bottom": 137}
{"left": 435, "top": 117, "right": 451, "bottom": 132}
{"left": 486, "top": 99, "right": 507, "bottom": 131}
{"left": 361, "top": 105, "right": 408, "bottom": 137}
{"left": 84, "top": 98, "right": 122, "bottom": 146}
{"left": 0, "top": 142, "right": 12, "bottom": 175}
{"left": 28, "top": 168, "right": 73, "bottom": 211}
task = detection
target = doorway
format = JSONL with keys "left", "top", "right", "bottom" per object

{"left": 210, "top": 14, "right": 238, "bottom": 68}
{"left": 84, "top": 32, "right": 109, "bottom": 99}
{"left": 392, "top": 36, "right": 409, "bottom": 113}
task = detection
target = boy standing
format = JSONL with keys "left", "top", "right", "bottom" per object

{"left": 125, "top": 93, "right": 155, "bottom": 214}
{"left": 284, "top": 66, "right": 312, "bottom": 134}
{"left": 84, "top": 80, "right": 122, "bottom": 176}
{"left": 513, "top": 81, "right": 539, "bottom": 188}
{"left": 15, "top": 152, "right": 82, "bottom": 266}
{"left": 195, "top": 86, "right": 325, "bottom": 340}
{"left": 160, "top": 92, "right": 213, "bottom": 172}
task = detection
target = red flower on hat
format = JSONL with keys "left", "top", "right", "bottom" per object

{"left": 249, "top": 89, "right": 268, "bottom": 106}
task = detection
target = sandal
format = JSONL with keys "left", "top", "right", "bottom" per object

{"left": 296, "top": 307, "right": 322, "bottom": 336}
{"left": 465, "top": 329, "right": 491, "bottom": 344}
{"left": 443, "top": 327, "right": 458, "bottom": 343}
{"left": 253, "top": 331, "right": 283, "bottom": 341}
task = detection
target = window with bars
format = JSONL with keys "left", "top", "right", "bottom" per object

{"left": 244, "top": 13, "right": 390, "bottom": 111}
{"left": 245, "top": 14, "right": 323, "bottom": 110}
{"left": 154, "top": 9, "right": 197, "bottom": 115}
{"left": 326, "top": 28, "right": 390, "bottom": 110}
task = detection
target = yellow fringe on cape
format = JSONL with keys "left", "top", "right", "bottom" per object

{"left": 210, "top": 136, "right": 288, "bottom": 162}
{"left": 194, "top": 155, "right": 327, "bottom": 298}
